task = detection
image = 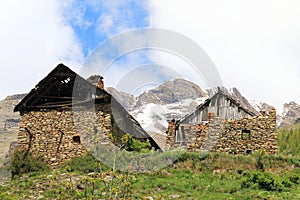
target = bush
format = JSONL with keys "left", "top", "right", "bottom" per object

{"left": 10, "top": 150, "right": 51, "bottom": 178}
{"left": 177, "top": 152, "right": 204, "bottom": 162}
{"left": 64, "top": 153, "right": 106, "bottom": 173}
{"left": 121, "top": 133, "right": 152, "bottom": 152}
{"left": 285, "top": 169, "right": 300, "bottom": 185}
{"left": 241, "top": 171, "right": 286, "bottom": 192}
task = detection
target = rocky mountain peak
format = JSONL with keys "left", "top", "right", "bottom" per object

{"left": 135, "top": 78, "right": 207, "bottom": 108}
{"left": 230, "top": 87, "right": 260, "bottom": 115}
{"left": 279, "top": 101, "right": 300, "bottom": 128}
{"left": 106, "top": 87, "right": 136, "bottom": 111}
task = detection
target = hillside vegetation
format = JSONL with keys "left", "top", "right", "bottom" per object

{"left": 278, "top": 122, "right": 300, "bottom": 156}
{"left": 0, "top": 125, "right": 299, "bottom": 199}
{"left": 0, "top": 150, "right": 300, "bottom": 199}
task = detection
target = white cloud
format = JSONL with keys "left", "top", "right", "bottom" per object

{"left": 94, "top": 0, "right": 148, "bottom": 37}
{"left": 0, "top": 0, "right": 84, "bottom": 100}
{"left": 147, "top": 0, "right": 300, "bottom": 107}
{"left": 147, "top": 50, "right": 209, "bottom": 89}
{"left": 2, "top": 0, "right": 299, "bottom": 110}
{"left": 81, "top": 27, "right": 221, "bottom": 97}
{"left": 63, "top": 1, "right": 92, "bottom": 30}
{"left": 97, "top": 13, "right": 114, "bottom": 35}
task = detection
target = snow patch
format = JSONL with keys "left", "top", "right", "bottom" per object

{"left": 248, "top": 99, "right": 263, "bottom": 112}
{"left": 130, "top": 97, "right": 208, "bottom": 134}
{"left": 132, "top": 103, "right": 168, "bottom": 134}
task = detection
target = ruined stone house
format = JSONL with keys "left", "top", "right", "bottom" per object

{"left": 166, "top": 88, "right": 278, "bottom": 154}
{"left": 13, "top": 64, "right": 159, "bottom": 167}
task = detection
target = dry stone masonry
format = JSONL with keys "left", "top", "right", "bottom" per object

{"left": 166, "top": 108, "right": 278, "bottom": 154}
{"left": 17, "top": 106, "right": 114, "bottom": 167}
{"left": 13, "top": 64, "right": 160, "bottom": 168}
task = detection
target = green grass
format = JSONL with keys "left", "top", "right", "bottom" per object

{"left": 131, "top": 168, "right": 300, "bottom": 199}
{"left": 128, "top": 152, "right": 300, "bottom": 199}
{"left": 1, "top": 129, "right": 300, "bottom": 199}
{"left": 1, "top": 152, "right": 300, "bottom": 199}
{"left": 131, "top": 169, "right": 241, "bottom": 199}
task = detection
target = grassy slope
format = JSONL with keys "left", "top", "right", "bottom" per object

{"left": 0, "top": 152, "right": 300, "bottom": 200}
{"left": 0, "top": 124, "right": 300, "bottom": 199}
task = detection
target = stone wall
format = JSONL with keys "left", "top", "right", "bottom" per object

{"left": 165, "top": 120, "right": 177, "bottom": 148}
{"left": 214, "top": 109, "right": 277, "bottom": 154}
{"left": 17, "top": 106, "right": 113, "bottom": 167}
{"left": 166, "top": 108, "right": 278, "bottom": 154}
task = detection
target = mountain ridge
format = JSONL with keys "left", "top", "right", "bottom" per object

{"left": 134, "top": 78, "right": 207, "bottom": 110}
{"left": 0, "top": 78, "right": 299, "bottom": 134}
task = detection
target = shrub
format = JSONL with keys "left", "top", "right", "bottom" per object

{"left": 10, "top": 150, "right": 51, "bottom": 178}
{"left": 121, "top": 133, "right": 152, "bottom": 152}
{"left": 285, "top": 169, "right": 300, "bottom": 185}
{"left": 241, "top": 171, "right": 285, "bottom": 192}
{"left": 177, "top": 152, "right": 204, "bottom": 162}
{"left": 64, "top": 153, "right": 106, "bottom": 173}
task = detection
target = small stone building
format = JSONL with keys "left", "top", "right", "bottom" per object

{"left": 166, "top": 88, "right": 278, "bottom": 154}
{"left": 14, "top": 64, "right": 159, "bottom": 167}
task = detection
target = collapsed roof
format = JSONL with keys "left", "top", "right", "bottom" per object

{"left": 14, "top": 63, "right": 160, "bottom": 150}
{"left": 14, "top": 64, "right": 108, "bottom": 113}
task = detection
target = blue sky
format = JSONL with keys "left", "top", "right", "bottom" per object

{"left": 0, "top": 0, "right": 300, "bottom": 111}
{"left": 0, "top": 0, "right": 152, "bottom": 100}
{"left": 63, "top": 0, "right": 149, "bottom": 56}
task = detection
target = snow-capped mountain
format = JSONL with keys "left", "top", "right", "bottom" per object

{"left": 134, "top": 78, "right": 207, "bottom": 109}
{"left": 248, "top": 100, "right": 274, "bottom": 113}
{"left": 1, "top": 77, "right": 299, "bottom": 137}
{"left": 128, "top": 78, "right": 208, "bottom": 134}
{"left": 130, "top": 97, "right": 207, "bottom": 134}
{"left": 1, "top": 76, "right": 299, "bottom": 161}
{"left": 106, "top": 79, "right": 300, "bottom": 131}
{"left": 108, "top": 79, "right": 265, "bottom": 134}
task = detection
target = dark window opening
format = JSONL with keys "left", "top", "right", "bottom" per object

{"left": 245, "top": 149, "right": 252, "bottom": 154}
{"left": 241, "top": 130, "right": 251, "bottom": 140}
{"left": 73, "top": 135, "right": 81, "bottom": 144}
